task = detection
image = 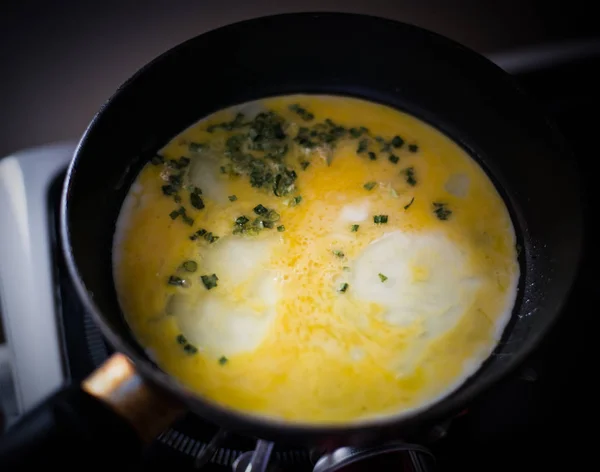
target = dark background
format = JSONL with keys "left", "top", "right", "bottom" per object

{"left": 0, "top": 0, "right": 597, "bottom": 158}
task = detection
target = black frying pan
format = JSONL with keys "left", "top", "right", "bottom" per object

{"left": 0, "top": 12, "right": 583, "bottom": 469}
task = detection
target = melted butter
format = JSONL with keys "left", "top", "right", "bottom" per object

{"left": 113, "top": 95, "right": 519, "bottom": 423}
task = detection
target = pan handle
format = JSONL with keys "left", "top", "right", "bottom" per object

{"left": 0, "top": 353, "right": 184, "bottom": 467}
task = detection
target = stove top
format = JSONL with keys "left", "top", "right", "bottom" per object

{"left": 1, "top": 42, "right": 598, "bottom": 470}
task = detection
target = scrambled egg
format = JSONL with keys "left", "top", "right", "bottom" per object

{"left": 113, "top": 95, "right": 519, "bottom": 423}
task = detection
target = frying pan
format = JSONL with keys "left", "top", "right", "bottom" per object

{"left": 0, "top": 12, "right": 583, "bottom": 469}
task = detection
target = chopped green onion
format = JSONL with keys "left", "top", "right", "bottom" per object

{"left": 368, "top": 152, "right": 377, "bottom": 161}
{"left": 404, "top": 167, "right": 417, "bottom": 186}
{"left": 392, "top": 136, "right": 404, "bottom": 148}
{"left": 189, "top": 228, "right": 207, "bottom": 241}
{"left": 162, "top": 184, "right": 177, "bottom": 196}
{"left": 333, "top": 250, "right": 345, "bottom": 258}
{"left": 169, "top": 210, "right": 180, "bottom": 220}
{"left": 408, "top": 144, "right": 419, "bottom": 153}
{"left": 289, "top": 104, "right": 315, "bottom": 121}
{"left": 201, "top": 274, "right": 219, "bottom": 290}
{"left": 277, "top": 225, "right": 285, "bottom": 232}
{"left": 182, "top": 214, "right": 194, "bottom": 226}
{"left": 228, "top": 195, "right": 238, "bottom": 202}
{"left": 182, "top": 261, "right": 197, "bottom": 273}
{"left": 388, "top": 154, "right": 399, "bottom": 164}
{"left": 266, "top": 210, "right": 280, "bottom": 222}
{"left": 378, "top": 273, "right": 388, "bottom": 282}
{"left": 218, "top": 356, "right": 229, "bottom": 365}
{"left": 288, "top": 196, "right": 302, "bottom": 207}
{"left": 374, "top": 215, "right": 388, "bottom": 224}
{"left": 300, "top": 160, "right": 310, "bottom": 170}
{"left": 343, "top": 266, "right": 351, "bottom": 272}
{"left": 357, "top": 139, "right": 369, "bottom": 154}
{"left": 433, "top": 202, "right": 452, "bottom": 221}
{"left": 363, "top": 181, "right": 376, "bottom": 191}
{"left": 235, "top": 216, "right": 249, "bottom": 226}
{"left": 338, "top": 282, "right": 349, "bottom": 293}
{"left": 183, "top": 344, "right": 198, "bottom": 354}
{"left": 176, "top": 334, "right": 187, "bottom": 345}
{"left": 351, "top": 224, "right": 359, "bottom": 232}
{"left": 204, "top": 232, "right": 219, "bottom": 243}
{"left": 190, "top": 192, "right": 205, "bottom": 210}
{"left": 253, "top": 204, "right": 268, "bottom": 216}
{"left": 404, "top": 197, "right": 415, "bottom": 210}
{"left": 168, "top": 275, "right": 186, "bottom": 287}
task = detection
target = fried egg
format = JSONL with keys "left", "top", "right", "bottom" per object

{"left": 113, "top": 95, "right": 519, "bottom": 423}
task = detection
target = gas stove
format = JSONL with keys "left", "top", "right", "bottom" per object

{"left": 1, "top": 41, "right": 597, "bottom": 470}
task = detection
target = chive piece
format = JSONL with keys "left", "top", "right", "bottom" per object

{"left": 374, "top": 215, "right": 389, "bottom": 224}
{"left": 343, "top": 266, "right": 351, "bottom": 272}
{"left": 266, "top": 210, "right": 280, "bottom": 222}
{"left": 357, "top": 139, "right": 369, "bottom": 154}
{"left": 201, "top": 274, "right": 219, "bottom": 290}
{"left": 300, "top": 160, "right": 310, "bottom": 170}
{"left": 204, "top": 232, "right": 219, "bottom": 243}
{"left": 218, "top": 356, "right": 229, "bottom": 365}
{"left": 253, "top": 204, "right": 268, "bottom": 216}
{"left": 184, "top": 344, "right": 198, "bottom": 354}
{"left": 183, "top": 343, "right": 197, "bottom": 354}
{"left": 378, "top": 273, "right": 388, "bottom": 282}
{"left": 363, "top": 181, "right": 376, "bottom": 191}
{"left": 388, "top": 154, "right": 399, "bottom": 164}
{"left": 289, "top": 196, "right": 302, "bottom": 207}
{"left": 404, "top": 197, "right": 415, "bottom": 210}
{"left": 392, "top": 136, "right": 404, "bottom": 148}
{"left": 333, "top": 250, "right": 345, "bottom": 258}
{"left": 169, "top": 210, "right": 180, "bottom": 220}
{"left": 190, "top": 192, "right": 205, "bottom": 210}
{"left": 408, "top": 144, "right": 419, "bottom": 153}
{"left": 182, "top": 261, "right": 197, "bottom": 273}
{"left": 182, "top": 214, "right": 194, "bottom": 226}
{"left": 433, "top": 202, "right": 452, "bottom": 221}
{"left": 289, "top": 104, "right": 314, "bottom": 121}
{"left": 168, "top": 275, "right": 185, "bottom": 286}
{"left": 368, "top": 152, "right": 377, "bottom": 161}
{"left": 235, "top": 216, "right": 249, "bottom": 226}
{"left": 151, "top": 154, "right": 164, "bottom": 165}
{"left": 176, "top": 334, "right": 187, "bottom": 345}
{"left": 338, "top": 282, "right": 349, "bottom": 293}
{"left": 262, "top": 220, "right": 274, "bottom": 229}
{"left": 189, "top": 228, "right": 207, "bottom": 240}
{"left": 162, "top": 184, "right": 177, "bottom": 196}
{"left": 403, "top": 167, "right": 417, "bottom": 186}
{"left": 188, "top": 142, "right": 206, "bottom": 153}
{"left": 228, "top": 195, "right": 238, "bottom": 202}
{"left": 351, "top": 224, "right": 359, "bottom": 232}
{"left": 277, "top": 225, "right": 285, "bottom": 232}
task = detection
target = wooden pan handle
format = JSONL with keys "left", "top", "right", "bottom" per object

{"left": 82, "top": 353, "right": 185, "bottom": 443}
{"left": 0, "top": 353, "right": 185, "bottom": 467}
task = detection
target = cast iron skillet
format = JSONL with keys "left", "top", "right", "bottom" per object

{"left": 0, "top": 12, "right": 583, "bottom": 468}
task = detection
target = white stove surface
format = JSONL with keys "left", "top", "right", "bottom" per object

{"left": 0, "top": 141, "right": 76, "bottom": 425}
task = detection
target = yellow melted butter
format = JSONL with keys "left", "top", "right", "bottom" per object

{"left": 113, "top": 95, "right": 519, "bottom": 423}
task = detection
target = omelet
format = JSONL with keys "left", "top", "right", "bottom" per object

{"left": 113, "top": 95, "right": 519, "bottom": 423}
